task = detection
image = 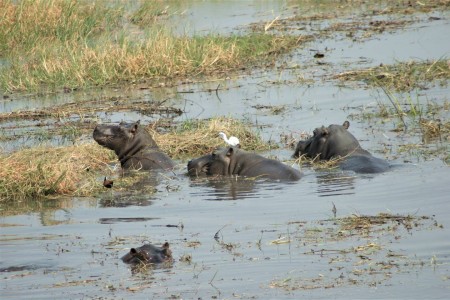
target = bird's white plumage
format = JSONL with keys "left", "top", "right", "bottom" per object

{"left": 218, "top": 132, "right": 240, "bottom": 147}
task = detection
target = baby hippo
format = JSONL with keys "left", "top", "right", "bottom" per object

{"left": 121, "top": 242, "right": 173, "bottom": 265}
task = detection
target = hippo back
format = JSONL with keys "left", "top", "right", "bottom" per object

{"left": 189, "top": 147, "right": 302, "bottom": 181}
{"left": 340, "top": 155, "right": 390, "bottom": 173}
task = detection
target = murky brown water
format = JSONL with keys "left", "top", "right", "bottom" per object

{"left": 1, "top": 1, "right": 449, "bottom": 299}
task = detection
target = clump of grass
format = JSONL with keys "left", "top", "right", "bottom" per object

{"left": 334, "top": 59, "right": 450, "bottom": 92}
{"left": 420, "top": 119, "right": 450, "bottom": 141}
{"left": 337, "top": 213, "right": 421, "bottom": 233}
{"left": 150, "top": 117, "right": 272, "bottom": 159}
{"left": 294, "top": 152, "right": 344, "bottom": 170}
{"left": 0, "top": 144, "right": 114, "bottom": 201}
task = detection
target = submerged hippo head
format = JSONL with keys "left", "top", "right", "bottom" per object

{"left": 93, "top": 121, "right": 174, "bottom": 170}
{"left": 188, "top": 147, "right": 302, "bottom": 181}
{"left": 187, "top": 153, "right": 213, "bottom": 177}
{"left": 293, "top": 121, "right": 367, "bottom": 160}
{"left": 121, "top": 242, "right": 172, "bottom": 265}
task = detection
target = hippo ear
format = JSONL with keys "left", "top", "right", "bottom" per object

{"left": 130, "top": 248, "right": 137, "bottom": 254}
{"left": 162, "top": 242, "right": 170, "bottom": 249}
{"left": 130, "top": 121, "right": 140, "bottom": 134}
{"left": 343, "top": 121, "right": 350, "bottom": 129}
{"left": 322, "top": 128, "right": 329, "bottom": 136}
{"left": 226, "top": 147, "right": 234, "bottom": 156}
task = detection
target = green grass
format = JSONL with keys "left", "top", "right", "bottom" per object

{"left": 0, "top": 1, "right": 302, "bottom": 92}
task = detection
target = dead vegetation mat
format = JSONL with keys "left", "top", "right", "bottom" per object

{"left": 269, "top": 212, "right": 442, "bottom": 291}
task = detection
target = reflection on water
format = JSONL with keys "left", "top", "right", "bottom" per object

{"left": 39, "top": 209, "right": 72, "bottom": 226}
{"left": 0, "top": 263, "right": 57, "bottom": 273}
{"left": 189, "top": 176, "right": 296, "bottom": 201}
{"left": 315, "top": 171, "right": 357, "bottom": 197}
{"left": 98, "top": 172, "right": 168, "bottom": 207}
{"left": 99, "top": 217, "right": 157, "bottom": 224}
{"left": 98, "top": 194, "right": 154, "bottom": 208}
{"left": 0, "top": 197, "right": 95, "bottom": 226}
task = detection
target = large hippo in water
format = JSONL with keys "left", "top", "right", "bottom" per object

{"left": 188, "top": 147, "right": 302, "bottom": 181}
{"left": 93, "top": 121, "right": 174, "bottom": 171}
{"left": 293, "top": 121, "right": 389, "bottom": 173}
{"left": 121, "top": 242, "right": 173, "bottom": 265}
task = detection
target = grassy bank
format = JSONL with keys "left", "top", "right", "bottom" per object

{"left": 0, "top": 1, "right": 301, "bottom": 92}
{"left": 0, "top": 117, "right": 270, "bottom": 201}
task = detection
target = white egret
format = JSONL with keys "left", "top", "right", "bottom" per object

{"left": 218, "top": 132, "right": 240, "bottom": 147}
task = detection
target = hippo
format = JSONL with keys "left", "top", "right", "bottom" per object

{"left": 188, "top": 147, "right": 302, "bottom": 181}
{"left": 293, "top": 121, "right": 389, "bottom": 173}
{"left": 93, "top": 121, "right": 174, "bottom": 171}
{"left": 121, "top": 242, "right": 173, "bottom": 265}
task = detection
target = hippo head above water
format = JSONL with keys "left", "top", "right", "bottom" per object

{"left": 93, "top": 121, "right": 174, "bottom": 171}
{"left": 293, "top": 121, "right": 389, "bottom": 173}
{"left": 188, "top": 147, "right": 302, "bottom": 181}
{"left": 121, "top": 242, "right": 173, "bottom": 265}
{"left": 293, "top": 121, "right": 369, "bottom": 159}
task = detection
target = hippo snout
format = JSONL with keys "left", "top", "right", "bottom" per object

{"left": 187, "top": 158, "right": 210, "bottom": 176}
{"left": 92, "top": 125, "right": 105, "bottom": 144}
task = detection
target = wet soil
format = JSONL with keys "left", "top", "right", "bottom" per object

{"left": 1, "top": 1, "right": 449, "bottom": 299}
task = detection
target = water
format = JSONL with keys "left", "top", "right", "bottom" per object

{"left": 1, "top": 1, "right": 449, "bottom": 299}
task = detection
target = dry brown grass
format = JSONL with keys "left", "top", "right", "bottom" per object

{"left": 150, "top": 117, "right": 272, "bottom": 159}
{"left": 0, "top": 143, "right": 113, "bottom": 201}
{"left": 294, "top": 153, "right": 345, "bottom": 170}
{"left": 420, "top": 118, "right": 450, "bottom": 140}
